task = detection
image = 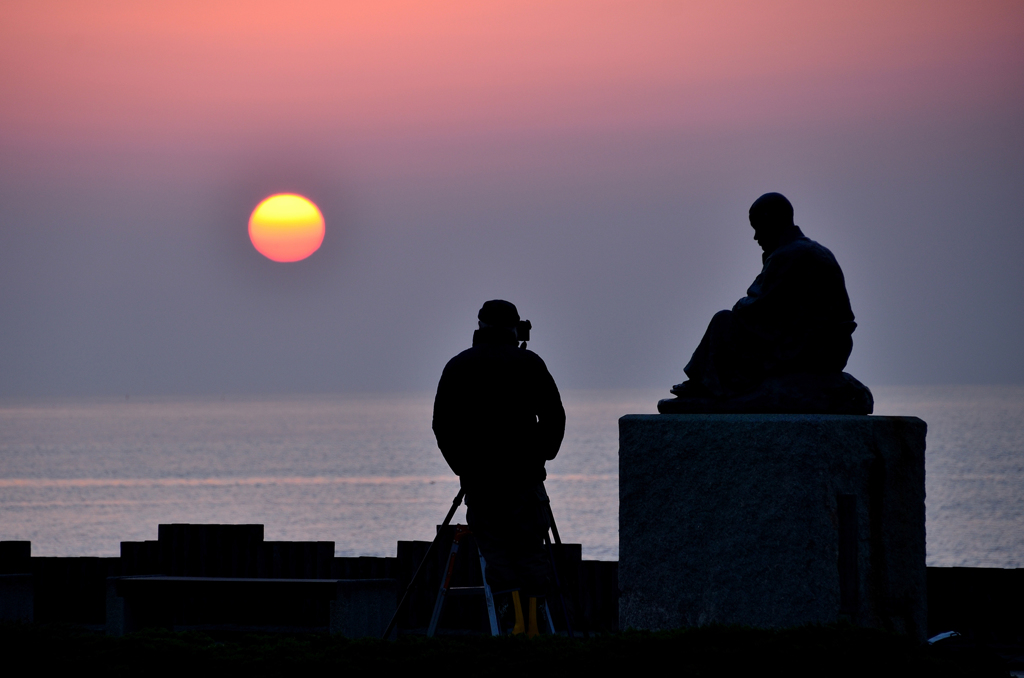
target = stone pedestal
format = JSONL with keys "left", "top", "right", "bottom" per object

{"left": 618, "top": 414, "right": 926, "bottom": 639}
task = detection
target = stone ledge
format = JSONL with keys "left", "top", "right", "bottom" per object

{"left": 106, "top": 576, "right": 397, "bottom": 638}
{"left": 618, "top": 414, "right": 926, "bottom": 640}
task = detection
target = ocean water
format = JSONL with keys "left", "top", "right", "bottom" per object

{"left": 1, "top": 386, "right": 1021, "bottom": 566}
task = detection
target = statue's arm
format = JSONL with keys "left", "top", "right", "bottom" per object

{"left": 732, "top": 246, "right": 804, "bottom": 324}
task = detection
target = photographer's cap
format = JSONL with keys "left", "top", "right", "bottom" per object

{"left": 478, "top": 299, "right": 520, "bottom": 328}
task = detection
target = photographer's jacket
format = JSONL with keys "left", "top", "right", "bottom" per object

{"left": 432, "top": 326, "right": 565, "bottom": 497}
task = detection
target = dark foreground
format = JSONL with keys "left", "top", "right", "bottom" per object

{"left": 2, "top": 623, "right": 1013, "bottom": 677}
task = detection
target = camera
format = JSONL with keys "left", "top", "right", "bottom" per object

{"left": 515, "top": 319, "right": 531, "bottom": 343}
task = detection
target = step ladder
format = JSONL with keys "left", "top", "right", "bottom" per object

{"left": 426, "top": 524, "right": 555, "bottom": 637}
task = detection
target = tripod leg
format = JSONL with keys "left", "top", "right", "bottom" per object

{"left": 382, "top": 489, "right": 465, "bottom": 640}
{"left": 427, "top": 537, "right": 461, "bottom": 637}
{"left": 544, "top": 499, "right": 562, "bottom": 545}
{"left": 478, "top": 550, "right": 500, "bottom": 636}
{"left": 544, "top": 532, "right": 574, "bottom": 638}
{"left": 542, "top": 598, "right": 556, "bottom": 634}
{"left": 544, "top": 500, "right": 590, "bottom": 638}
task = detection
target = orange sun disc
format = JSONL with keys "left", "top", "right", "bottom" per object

{"left": 248, "top": 194, "right": 325, "bottom": 262}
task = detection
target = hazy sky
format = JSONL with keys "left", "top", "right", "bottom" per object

{"left": 1, "top": 0, "right": 1022, "bottom": 396}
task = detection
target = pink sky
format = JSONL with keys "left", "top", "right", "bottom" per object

{"left": 3, "top": 1, "right": 1021, "bottom": 150}
{"left": 1, "top": 1, "right": 1022, "bottom": 394}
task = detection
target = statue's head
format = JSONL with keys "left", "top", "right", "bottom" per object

{"left": 749, "top": 192, "right": 794, "bottom": 253}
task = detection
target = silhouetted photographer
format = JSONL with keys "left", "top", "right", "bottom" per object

{"left": 660, "top": 192, "right": 873, "bottom": 414}
{"left": 432, "top": 300, "right": 565, "bottom": 630}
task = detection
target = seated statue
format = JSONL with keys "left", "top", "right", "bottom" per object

{"left": 659, "top": 193, "right": 873, "bottom": 415}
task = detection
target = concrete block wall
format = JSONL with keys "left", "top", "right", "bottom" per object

{"left": 2, "top": 523, "right": 609, "bottom": 636}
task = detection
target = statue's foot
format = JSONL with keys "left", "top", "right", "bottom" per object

{"left": 661, "top": 373, "right": 874, "bottom": 415}
{"left": 662, "top": 380, "right": 720, "bottom": 413}
{"left": 658, "top": 396, "right": 719, "bottom": 414}
{"left": 669, "top": 380, "right": 711, "bottom": 397}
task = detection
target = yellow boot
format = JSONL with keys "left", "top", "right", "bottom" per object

{"left": 527, "top": 597, "right": 539, "bottom": 638}
{"left": 511, "top": 591, "right": 525, "bottom": 635}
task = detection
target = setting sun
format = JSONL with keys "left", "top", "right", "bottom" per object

{"left": 248, "top": 194, "right": 325, "bottom": 262}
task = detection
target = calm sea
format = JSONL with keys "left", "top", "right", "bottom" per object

{"left": 1, "top": 386, "right": 1021, "bottom": 567}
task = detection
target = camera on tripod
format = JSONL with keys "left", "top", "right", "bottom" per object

{"left": 515, "top": 319, "right": 531, "bottom": 346}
